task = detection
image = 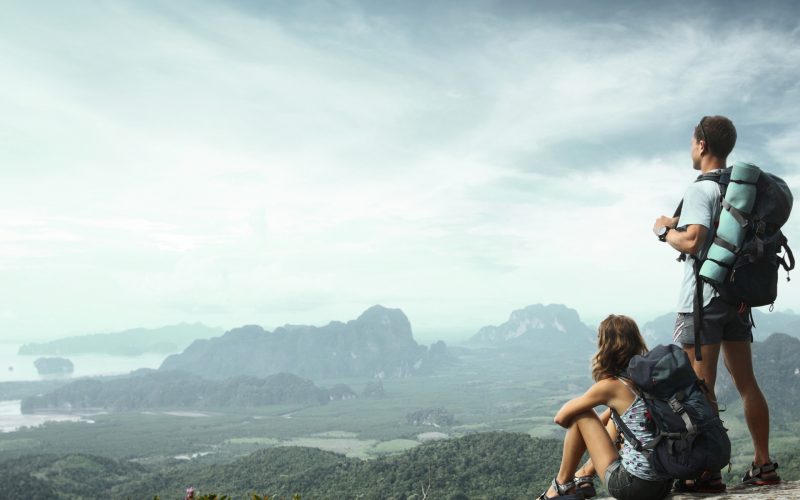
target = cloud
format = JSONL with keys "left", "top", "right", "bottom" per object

{"left": 2, "top": 1, "right": 800, "bottom": 339}
{"left": 767, "top": 125, "right": 800, "bottom": 169}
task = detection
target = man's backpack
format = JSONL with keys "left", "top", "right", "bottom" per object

{"left": 675, "top": 163, "right": 795, "bottom": 360}
{"left": 611, "top": 344, "right": 731, "bottom": 479}
{"left": 698, "top": 163, "right": 794, "bottom": 306}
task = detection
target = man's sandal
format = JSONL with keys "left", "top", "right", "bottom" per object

{"left": 537, "top": 477, "right": 586, "bottom": 500}
{"left": 673, "top": 470, "right": 726, "bottom": 493}
{"left": 573, "top": 473, "right": 596, "bottom": 499}
{"left": 742, "top": 461, "right": 780, "bottom": 486}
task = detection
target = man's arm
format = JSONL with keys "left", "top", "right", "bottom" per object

{"left": 667, "top": 224, "right": 707, "bottom": 255}
{"left": 654, "top": 181, "right": 717, "bottom": 256}
{"left": 653, "top": 216, "right": 708, "bottom": 255}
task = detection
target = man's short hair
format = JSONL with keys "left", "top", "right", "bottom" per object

{"left": 694, "top": 115, "right": 737, "bottom": 159}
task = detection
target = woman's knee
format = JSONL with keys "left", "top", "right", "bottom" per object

{"left": 573, "top": 410, "right": 598, "bottom": 420}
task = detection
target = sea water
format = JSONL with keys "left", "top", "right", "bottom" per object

{"left": 0, "top": 343, "right": 167, "bottom": 432}
{"left": 0, "top": 343, "right": 168, "bottom": 382}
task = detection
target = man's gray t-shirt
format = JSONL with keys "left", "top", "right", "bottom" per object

{"left": 676, "top": 179, "right": 721, "bottom": 313}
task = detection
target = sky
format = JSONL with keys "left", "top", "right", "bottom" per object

{"left": 2, "top": 0, "right": 800, "bottom": 343}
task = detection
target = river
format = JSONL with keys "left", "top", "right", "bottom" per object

{"left": 0, "top": 399, "right": 94, "bottom": 432}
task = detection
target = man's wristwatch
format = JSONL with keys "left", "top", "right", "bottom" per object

{"left": 657, "top": 226, "right": 671, "bottom": 242}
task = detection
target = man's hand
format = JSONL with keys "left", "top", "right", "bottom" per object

{"left": 653, "top": 216, "right": 678, "bottom": 236}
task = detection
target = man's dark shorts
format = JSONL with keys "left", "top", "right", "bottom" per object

{"left": 605, "top": 459, "right": 672, "bottom": 500}
{"left": 674, "top": 297, "right": 752, "bottom": 345}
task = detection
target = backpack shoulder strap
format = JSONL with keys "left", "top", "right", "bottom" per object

{"left": 611, "top": 377, "right": 646, "bottom": 451}
{"left": 673, "top": 199, "right": 684, "bottom": 218}
{"left": 695, "top": 166, "right": 730, "bottom": 185}
{"left": 689, "top": 168, "right": 729, "bottom": 359}
{"left": 610, "top": 408, "right": 644, "bottom": 451}
{"left": 674, "top": 170, "right": 725, "bottom": 259}
{"left": 693, "top": 258, "right": 704, "bottom": 361}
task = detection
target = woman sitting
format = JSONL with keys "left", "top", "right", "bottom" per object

{"left": 538, "top": 314, "right": 673, "bottom": 500}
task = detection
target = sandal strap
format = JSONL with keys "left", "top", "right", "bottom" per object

{"left": 744, "top": 466, "right": 758, "bottom": 481}
{"left": 744, "top": 461, "right": 779, "bottom": 483}
{"left": 762, "top": 461, "right": 778, "bottom": 473}
{"left": 749, "top": 460, "right": 779, "bottom": 476}
{"left": 552, "top": 477, "right": 577, "bottom": 495}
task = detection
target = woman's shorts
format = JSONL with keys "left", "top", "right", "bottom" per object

{"left": 604, "top": 459, "right": 672, "bottom": 500}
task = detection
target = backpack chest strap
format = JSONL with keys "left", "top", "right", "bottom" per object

{"left": 668, "top": 397, "right": 696, "bottom": 435}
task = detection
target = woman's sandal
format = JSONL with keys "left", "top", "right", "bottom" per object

{"left": 574, "top": 473, "right": 597, "bottom": 499}
{"left": 672, "top": 470, "right": 726, "bottom": 493}
{"left": 742, "top": 461, "right": 781, "bottom": 486}
{"left": 537, "top": 477, "right": 586, "bottom": 500}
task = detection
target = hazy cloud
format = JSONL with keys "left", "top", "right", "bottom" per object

{"left": 2, "top": 1, "right": 799, "bottom": 340}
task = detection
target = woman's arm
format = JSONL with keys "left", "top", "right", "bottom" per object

{"left": 554, "top": 380, "right": 615, "bottom": 428}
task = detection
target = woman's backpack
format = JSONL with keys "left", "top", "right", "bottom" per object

{"left": 611, "top": 344, "right": 731, "bottom": 479}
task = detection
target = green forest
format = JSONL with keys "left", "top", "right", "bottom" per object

{"left": 4, "top": 431, "right": 800, "bottom": 499}
{"left": 0, "top": 433, "right": 563, "bottom": 499}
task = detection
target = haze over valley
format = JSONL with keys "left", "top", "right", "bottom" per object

{"left": 2, "top": 304, "right": 800, "bottom": 497}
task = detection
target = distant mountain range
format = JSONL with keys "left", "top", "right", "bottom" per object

{"left": 20, "top": 370, "right": 349, "bottom": 413}
{"left": 160, "top": 305, "right": 451, "bottom": 380}
{"left": 467, "top": 304, "right": 596, "bottom": 355}
{"left": 641, "top": 308, "right": 800, "bottom": 347}
{"left": 18, "top": 323, "right": 224, "bottom": 357}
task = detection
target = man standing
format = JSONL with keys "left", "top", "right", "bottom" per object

{"left": 652, "top": 116, "right": 779, "bottom": 491}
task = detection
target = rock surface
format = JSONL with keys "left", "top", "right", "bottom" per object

{"left": 598, "top": 481, "right": 800, "bottom": 499}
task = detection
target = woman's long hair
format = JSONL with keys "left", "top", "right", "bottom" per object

{"left": 591, "top": 314, "right": 648, "bottom": 382}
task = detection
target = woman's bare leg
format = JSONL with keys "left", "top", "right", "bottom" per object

{"left": 575, "top": 409, "right": 618, "bottom": 478}
{"left": 545, "top": 410, "right": 619, "bottom": 497}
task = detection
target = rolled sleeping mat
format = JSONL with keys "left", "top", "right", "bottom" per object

{"left": 700, "top": 162, "right": 761, "bottom": 284}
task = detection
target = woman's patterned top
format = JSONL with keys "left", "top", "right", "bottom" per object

{"left": 618, "top": 378, "right": 671, "bottom": 481}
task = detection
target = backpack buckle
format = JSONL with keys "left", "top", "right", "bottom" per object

{"left": 668, "top": 398, "right": 685, "bottom": 415}
{"left": 755, "top": 219, "right": 766, "bottom": 237}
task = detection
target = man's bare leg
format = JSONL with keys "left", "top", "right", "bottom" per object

{"left": 683, "top": 343, "right": 722, "bottom": 413}
{"left": 722, "top": 340, "right": 773, "bottom": 468}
